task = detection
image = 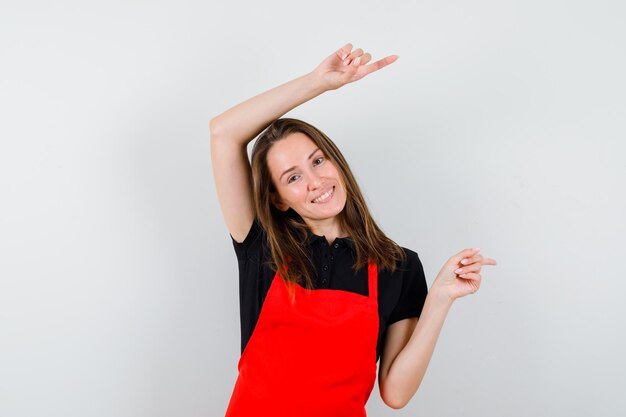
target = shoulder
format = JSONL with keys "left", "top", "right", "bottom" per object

{"left": 389, "top": 246, "right": 427, "bottom": 292}
{"left": 394, "top": 246, "right": 423, "bottom": 273}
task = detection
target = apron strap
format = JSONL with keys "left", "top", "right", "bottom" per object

{"left": 367, "top": 261, "right": 378, "bottom": 300}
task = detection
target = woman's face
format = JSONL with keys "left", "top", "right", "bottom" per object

{"left": 266, "top": 132, "right": 347, "bottom": 224}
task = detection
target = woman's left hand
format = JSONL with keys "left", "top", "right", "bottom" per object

{"left": 431, "top": 248, "right": 497, "bottom": 301}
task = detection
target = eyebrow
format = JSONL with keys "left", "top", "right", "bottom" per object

{"left": 279, "top": 148, "right": 321, "bottom": 181}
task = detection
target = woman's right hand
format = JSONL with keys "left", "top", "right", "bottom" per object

{"left": 210, "top": 43, "right": 397, "bottom": 242}
{"left": 311, "top": 43, "right": 399, "bottom": 91}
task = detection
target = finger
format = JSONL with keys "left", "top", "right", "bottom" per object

{"left": 461, "top": 255, "right": 497, "bottom": 268}
{"left": 482, "top": 258, "right": 497, "bottom": 266}
{"left": 360, "top": 55, "right": 399, "bottom": 75}
{"left": 458, "top": 272, "right": 482, "bottom": 282}
{"left": 347, "top": 48, "right": 364, "bottom": 60}
{"left": 336, "top": 43, "right": 353, "bottom": 60}
{"left": 459, "top": 273, "right": 481, "bottom": 293}
{"left": 344, "top": 48, "right": 364, "bottom": 66}
{"left": 455, "top": 263, "right": 482, "bottom": 275}
{"left": 451, "top": 247, "right": 480, "bottom": 264}
{"left": 460, "top": 254, "right": 483, "bottom": 265}
{"left": 358, "top": 52, "right": 372, "bottom": 65}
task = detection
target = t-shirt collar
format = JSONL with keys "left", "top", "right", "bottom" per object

{"left": 305, "top": 228, "right": 356, "bottom": 252}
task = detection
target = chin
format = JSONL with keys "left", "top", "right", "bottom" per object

{"left": 319, "top": 200, "right": 347, "bottom": 219}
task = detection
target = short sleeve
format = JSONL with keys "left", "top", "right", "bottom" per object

{"left": 231, "top": 218, "right": 263, "bottom": 262}
{"left": 387, "top": 249, "right": 428, "bottom": 325}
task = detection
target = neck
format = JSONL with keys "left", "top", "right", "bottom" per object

{"left": 306, "top": 217, "right": 348, "bottom": 245}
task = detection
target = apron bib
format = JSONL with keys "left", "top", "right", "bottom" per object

{"left": 225, "top": 262, "right": 379, "bottom": 417}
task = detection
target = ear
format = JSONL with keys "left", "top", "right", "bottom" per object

{"left": 270, "top": 191, "right": 289, "bottom": 212}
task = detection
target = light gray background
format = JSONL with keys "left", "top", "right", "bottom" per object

{"left": 1, "top": 0, "right": 625, "bottom": 416}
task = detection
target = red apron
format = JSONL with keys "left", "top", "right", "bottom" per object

{"left": 225, "top": 261, "right": 380, "bottom": 417}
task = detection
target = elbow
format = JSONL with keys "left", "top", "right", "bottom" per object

{"left": 380, "top": 385, "right": 409, "bottom": 410}
{"left": 209, "top": 117, "right": 224, "bottom": 141}
{"left": 383, "top": 396, "right": 408, "bottom": 410}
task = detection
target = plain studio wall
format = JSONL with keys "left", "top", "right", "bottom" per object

{"left": 1, "top": 1, "right": 624, "bottom": 416}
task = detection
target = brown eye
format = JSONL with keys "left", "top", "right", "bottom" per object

{"left": 313, "top": 157, "right": 324, "bottom": 166}
{"left": 288, "top": 175, "right": 300, "bottom": 184}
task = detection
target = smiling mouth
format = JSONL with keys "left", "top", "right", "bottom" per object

{"left": 311, "top": 186, "right": 335, "bottom": 203}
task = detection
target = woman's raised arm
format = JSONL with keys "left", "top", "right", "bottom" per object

{"left": 209, "top": 43, "right": 398, "bottom": 242}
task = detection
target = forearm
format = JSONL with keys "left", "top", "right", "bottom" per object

{"left": 209, "top": 71, "right": 327, "bottom": 145}
{"left": 382, "top": 287, "right": 453, "bottom": 408}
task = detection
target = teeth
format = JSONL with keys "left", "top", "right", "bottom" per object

{"left": 313, "top": 187, "right": 333, "bottom": 203}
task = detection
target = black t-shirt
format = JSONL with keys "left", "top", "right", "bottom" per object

{"left": 231, "top": 219, "right": 428, "bottom": 363}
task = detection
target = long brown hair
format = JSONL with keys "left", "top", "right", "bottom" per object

{"left": 251, "top": 118, "right": 405, "bottom": 298}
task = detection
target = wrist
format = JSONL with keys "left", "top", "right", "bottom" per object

{"left": 303, "top": 70, "right": 331, "bottom": 94}
{"left": 428, "top": 283, "right": 455, "bottom": 307}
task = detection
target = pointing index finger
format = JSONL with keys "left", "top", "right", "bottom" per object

{"left": 361, "top": 54, "right": 399, "bottom": 76}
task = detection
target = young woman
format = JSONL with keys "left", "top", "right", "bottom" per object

{"left": 210, "top": 43, "right": 497, "bottom": 416}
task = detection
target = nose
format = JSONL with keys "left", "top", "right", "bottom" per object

{"left": 307, "top": 171, "right": 323, "bottom": 191}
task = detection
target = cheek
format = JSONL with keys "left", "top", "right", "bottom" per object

{"left": 329, "top": 167, "right": 346, "bottom": 188}
{"left": 324, "top": 163, "right": 341, "bottom": 178}
{"left": 281, "top": 184, "right": 307, "bottom": 201}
